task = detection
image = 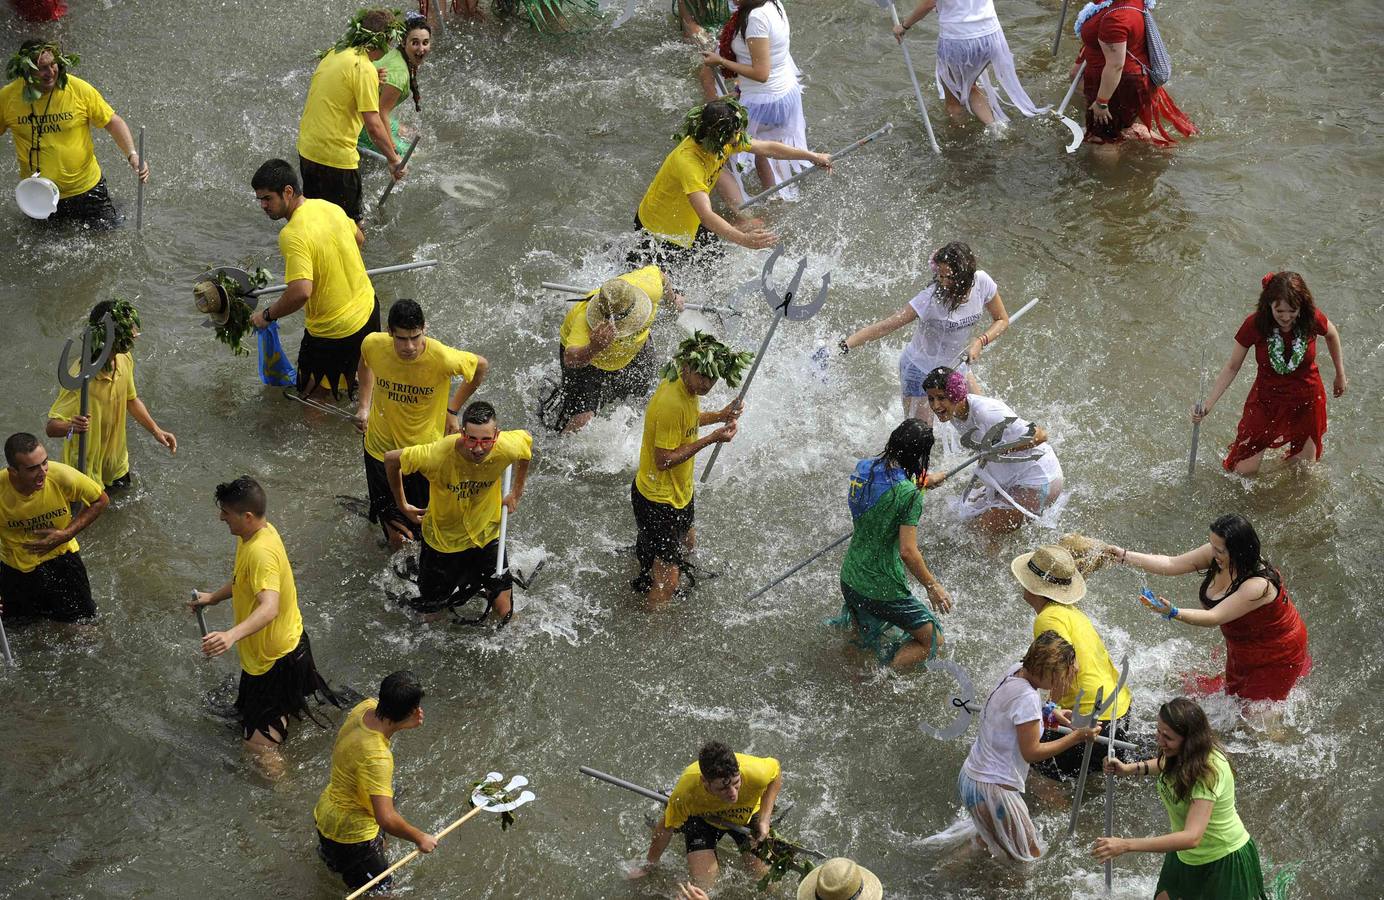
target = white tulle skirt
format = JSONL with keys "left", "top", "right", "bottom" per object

{"left": 730, "top": 84, "right": 809, "bottom": 202}
{"left": 935, "top": 28, "right": 1048, "bottom": 123}
{"left": 951, "top": 769, "right": 1046, "bottom": 862}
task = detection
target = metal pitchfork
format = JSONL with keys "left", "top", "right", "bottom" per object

{"left": 57, "top": 313, "right": 116, "bottom": 475}
{"left": 699, "top": 248, "right": 830, "bottom": 483}
{"left": 1068, "top": 655, "right": 1129, "bottom": 838}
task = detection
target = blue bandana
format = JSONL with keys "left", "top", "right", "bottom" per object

{"left": 847, "top": 458, "right": 910, "bottom": 521}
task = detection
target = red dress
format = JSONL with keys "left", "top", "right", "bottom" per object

{"left": 1195, "top": 578, "right": 1310, "bottom": 702}
{"left": 1224, "top": 308, "right": 1330, "bottom": 471}
{"left": 1077, "top": 1, "right": 1196, "bottom": 145}
{"left": 9, "top": 0, "right": 67, "bottom": 21}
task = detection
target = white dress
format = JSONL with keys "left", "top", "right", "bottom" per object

{"left": 729, "top": 2, "right": 809, "bottom": 200}
{"left": 932, "top": 0, "right": 1046, "bottom": 123}
{"left": 897, "top": 270, "right": 997, "bottom": 396}
{"left": 951, "top": 393, "right": 1064, "bottom": 520}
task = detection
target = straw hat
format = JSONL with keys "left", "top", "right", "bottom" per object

{"left": 1010, "top": 544, "right": 1087, "bottom": 604}
{"left": 1058, "top": 533, "right": 1109, "bottom": 579}
{"left": 585, "top": 277, "right": 653, "bottom": 339}
{"left": 193, "top": 266, "right": 254, "bottom": 326}
{"left": 797, "top": 857, "right": 882, "bottom": 900}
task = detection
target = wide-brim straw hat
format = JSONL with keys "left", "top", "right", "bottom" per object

{"left": 585, "top": 276, "right": 653, "bottom": 339}
{"left": 1010, "top": 544, "right": 1087, "bottom": 604}
{"left": 797, "top": 857, "right": 883, "bottom": 900}
{"left": 193, "top": 266, "right": 254, "bottom": 326}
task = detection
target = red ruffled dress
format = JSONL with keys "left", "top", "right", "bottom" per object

{"left": 1193, "top": 578, "right": 1310, "bottom": 702}
{"left": 1078, "top": 0, "right": 1197, "bottom": 145}
{"left": 1224, "top": 308, "right": 1330, "bottom": 471}
{"left": 10, "top": 0, "right": 67, "bottom": 21}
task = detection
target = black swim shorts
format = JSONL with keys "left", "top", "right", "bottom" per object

{"left": 363, "top": 450, "right": 428, "bottom": 542}
{"left": 681, "top": 814, "right": 756, "bottom": 856}
{"left": 413, "top": 538, "right": 509, "bottom": 615}
{"left": 0, "top": 551, "right": 95, "bottom": 622}
{"left": 297, "top": 298, "right": 380, "bottom": 399}
{"left": 631, "top": 481, "right": 694, "bottom": 577}
{"left": 317, "top": 831, "right": 390, "bottom": 890}
{"left": 299, "top": 156, "right": 364, "bottom": 222}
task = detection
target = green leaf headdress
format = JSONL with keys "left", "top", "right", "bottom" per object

{"left": 673, "top": 97, "right": 749, "bottom": 156}
{"left": 323, "top": 8, "right": 404, "bottom": 57}
{"left": 87, "top": 298, "right": 140, "bottom": 367}
{"left": 6, "top": 41, "right": 79, "bottom": 104}
{"left": 663, "top": 330, "right": 754, "bottom": 388}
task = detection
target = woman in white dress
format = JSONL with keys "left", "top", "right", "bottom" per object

{"left": 700, "top": 0, "right": 808, "bottom": 198}
{"left": 834, "top": 242, "right": 1010, "bottom": 420}
{"left": 893, "top": 0, "right": 1046, "bottom": 130}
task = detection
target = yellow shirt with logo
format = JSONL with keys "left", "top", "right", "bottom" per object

{"left": 280, "top": 198, "right": 375, "bottom": 339}
{"left": 48, "top": 353, "right": 137, "bottom": 487}
{"left": 1034, "top": 602, "right": 1131, "bottom": 719}
{"left": 636, "top": 135, "right": 752, "bottom": 248}
{"left": 664, "top": 753, "right": 780, "bottom": 829}
{"left": 0, "top": 75, "right": 113, "bottom": 197}
{"left": 360, "top": 334, "right": 480, "bottom": 461}
{"left": 559, "top": 266, "right": 664, "bottom": 372}
{"left": 399, "top": 430, "right": 533, "bottom": 553}
{"left": 232, "top": 522, "right": 304, "bottom": 676}
{"left": 0, "top": 462, "right": 103, "bottom": 572}
{"left": 635, "top": 377, "right": 699, "bottom": 510}
{"left": 296, "top": 47, "right": 380, "bottom": 170}
{"left": 314, "top": 699, "right": 395, "bottom": 843}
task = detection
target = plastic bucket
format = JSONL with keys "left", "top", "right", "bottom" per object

{"left": 16, "top": 174, "right": 60, "bottom": 219}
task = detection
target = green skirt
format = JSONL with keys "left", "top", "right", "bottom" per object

{"left": 1156, "top": 838, "right": 1268, "bottom": 900}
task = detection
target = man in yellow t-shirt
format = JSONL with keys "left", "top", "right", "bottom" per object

{"left": 631, "top": 98, "right": 830, "bottom": 267}
{"left": 188, "top": 476, "right": 341, "bottom": 764}
{"left": 314, "top": 670, "right": 436, "bottom": 892}
{"left": 46, "top": 299, "right": 176, "bottom": 489}
{"left": 545, "top": 266, "right": 684, "bottom": 433}
{"left": 632, "top": 333, "right": 747, "bottom": 604}
{"left": 385, "top": 401, "right": 532, "bottom": 624}
{"left": 1011, "top": 543, "right": 1133, "bottom": 781}
{"left": 250, "top": 158, "right": 379, "bottom": 401}
{"left": 0, "top": 433, "right": 107, "bottom": 623}
{"left": 297, "top": 9, "right": 407, "bottom": 222}
{"left": 355, "top": 298, "right": 487, "bottom": 550}
{"left": 0, "top": 39, "right": 148, "bottom": 225}
{"left": 631, "top": 741, "right": 783, "bottom": 890}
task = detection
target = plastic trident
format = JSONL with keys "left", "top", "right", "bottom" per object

{"left": 57, "top": 313, "right": 116, "bottom": 476}
{"left": 1068, "top": 655, "right": 1129, "bottom": 838}
{"left": 699, "top": 248, "right": 831, "bottom": 483}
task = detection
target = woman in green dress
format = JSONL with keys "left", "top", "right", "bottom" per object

{"left": 359, "top": 12, "right": 432, "bottom": 157}
{"left": 1093, "top": 697, "right": 1268, "bottom": 899}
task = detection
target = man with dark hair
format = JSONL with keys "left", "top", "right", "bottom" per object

{"left": 188, "top": 476, "right": 340, "bottom": 771}
{"left": 632, "top": 740, "right": 783, "bottom": 889}
{"left": 0, "top": 433, "right": 107, "bottom": 623}
{"left": 355, "top": 299, "right": 487, "bottom": 550}
{"left": 384, "top": 401, "right": 532, "bottom": 624}
{"left": 0, "top": 39, "right": 149, "bottom": 225}
{"left": 297, "top": 8, "right": 407, "bottom": 222}
{"left": 250, "top": 157, "right": 379, "bottom": 402}
{"left": 314, "top": 669, "right": 436, "bottom": 892}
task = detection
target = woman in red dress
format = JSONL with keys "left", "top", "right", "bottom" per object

{"left": 1102, "top": 514, "right": 1310, "bottom": 703}
{"left": 1071, "top": 0, "right": 1196, "bottom": 148}
{"left": 1197, "top": 271, "right": 1348, "bottom": 475}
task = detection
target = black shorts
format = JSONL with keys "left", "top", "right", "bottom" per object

{"left": 681, "top": 815, "right": 756, "bottom": 856}
{"left": 1033, "top": 716, "right": 1131, "bottom": 781}
{"left": 543, "top": 340, "right": 659, "bottom": 431}
{"left": 628, "top": 212, "right": 723, "bottom": 270}
{"left": 0, "top": 552, "right": 95, "bottom": 622}
{"left": 363, "top": 450, "right": 428, "bottom": 541}
{"left": 51, "top": 177, "right": 121, "bottom": 228}
{"left": 300, "top": 155, "right": 364, "bottom": 222}
{"left": 631, "top": 481, "right": 694, "bottom": 577}
{"left": 317, "top": 830, "right": 390, "bottom": 891}
{"left": 234, "top": 631, "right": 341, "bottom": 743}
{"left": 297, "top": 298, "right": 380, "bottom": 399}
{"left": 412, "top": 538, "right": 509, "bottom": 614}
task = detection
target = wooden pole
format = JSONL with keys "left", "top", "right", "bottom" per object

{"left": 344, "top": 806, "right": 483, "bottom": 900}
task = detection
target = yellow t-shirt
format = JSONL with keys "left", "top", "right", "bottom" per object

{"left": 296, "top": 47, "right": 380, "bottom": 170}
{"left": 636, "top": 135, "right": 753, "bottom": 248}
{"left": 314, "top": 699, "right": 395, "bottom": 843}
{"left": 635, "top": 377, "right": 699, "bottom": 510}
{"left": 664, "top": 753, "right": 780, "bottom": 830}
{"left": 1034, "top": 602, "right": 1131, "bottom": 719}
{"left": 399, "top": 430, "right": 533, "bottom": 553}
{"left": 360, "top": 334, "right": 480, "bottom": 461}
{"left": 48, "top": 353, "right": 137, "bottom": 487}
{"left": 280, "top": 198, "right": 375, "bottom": 339}
{"left": 0, "top": 462, "right": 103, "bottom": 572}
{"left": 0, "top": 75, "right": 113, "bottom": 197}
{"left": 231, "top": 522, "right": 304, "bottom": 676}
{"left": 559, "top": 266, "right": 664, "bottom": 372}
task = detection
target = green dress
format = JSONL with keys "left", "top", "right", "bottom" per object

{"left": 1155, "top": 751, "right": 1268, "bottom": 899}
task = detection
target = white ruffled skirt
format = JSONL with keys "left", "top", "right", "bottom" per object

{"left": 731, "top": 83, "right": 809, "bottom": 202}
{"left": 935, "top": 28, "right": 1047, "bottom": 123}
{"left": 952, "top": 769, "right": 1045, "bottom": 862}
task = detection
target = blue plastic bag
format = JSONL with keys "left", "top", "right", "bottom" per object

{"left": 256, "top": 322, "right": 297, "bottom": 387}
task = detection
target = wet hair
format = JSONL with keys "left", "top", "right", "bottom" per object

{"left": 931, "top": 241, "right": 978, "bottom": 310}
{"left": 1022, "top": 630, "right": 1077, "bottom": 699}
{"left": 698, "top": 740, "right": 739, "bottom": 781}
{"left": 921, "top": 366, "right": 968, "bottom": 403}
{"left": 377, "top": 670, "right": 425, "bottom": 722}
{"left": 360, "top": 8, "right": 398, "bottom": 37}
{"left": 1254, "top": 271, "right": 1317, "bottom": 338}
{"left": 1201, "top": 513, "right": 1281, "bottom": 598}
{"left": 387, "top": 298, "right": 426, "bottom": 332}
{"left": 1157, "top": 697, "right": 1224, "bottom": 804}
{"left": 215, "top": 475, "right": 267, "bottom": 517}
{"left": 462, "top": 401, "right": 497, "bottom": 428}
{"left": 878, "top": 418, "right": 935, "bottom": 480}
{"left": 251, "top": 158, "right": 301, "bottom": 195}
{"left": 4, "top": 432, "right": 40, "bottom": 467}
{"left": 402, "top": 12, "right": 430, "bottom": 112}
{"left": 676, "top": 99, "right": 749, "bottom": 155}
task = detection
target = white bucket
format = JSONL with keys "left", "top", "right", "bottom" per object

{"left": 16, "top": 174, "right": 60, "bottom": 219}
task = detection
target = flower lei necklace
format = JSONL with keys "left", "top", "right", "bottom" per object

{"left": 1267, "top": 329, "right": 1307, "bottom": 375}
